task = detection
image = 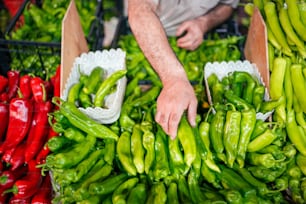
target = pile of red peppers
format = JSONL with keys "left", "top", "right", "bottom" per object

{"left": 0, "top": 66, "right": 60, "bottom": 203}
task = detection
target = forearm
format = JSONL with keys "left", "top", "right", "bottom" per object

{"left": 128, "top": 0, "right": 188, "bottom": 83}
{"left": 197, "top": 4, "right": 234, "bottom": 34}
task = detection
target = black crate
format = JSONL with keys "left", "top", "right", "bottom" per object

{"left": 0, "top": 0, "right": 108, "bottom": 78}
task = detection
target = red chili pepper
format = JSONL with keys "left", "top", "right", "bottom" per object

{"left": 4, "top": 160, "right": 42, "bottom": 199}
{"left": 9, "top": 195, "right": 31, "bottom": 204}
{"left": 35, "top": 128, "right": 58, "bottom": 165}
{"left": 0, "top": 75, "right": 8, "bottom": 94}
{"left": 10, "top": 143, "right": 27, "bottom": 171}
{"left": 30, "top": 174, "right": 52, "bottom": 204}
{"left": 24, "top": 101, "right": 52, "bottom": 163}
{"left": 30, "top": 77, "right": 46, "bottom": 103}
{"left": 0, "top": 103, "right": 9, "bottom": 141}
{"left": 7, "top": 71, "right": 20, "bottom": 101}
{"left": 50, "top": 65, "right": 60, "bottom": 97}
{"left": 2, "top": 147, "right": 16, "bottom": 164}
{"left": 44, "top": 79, "right": 53, "bottom": 101}
{"left": 1, "top": 98, "right": 33, "bottom": 153}
{"left": 0, "top": 93, "right": 8, "bottom": 103}
{"left": 0, "top": 165, "right": 27, "bottom": 190}
{"left": 19, "top": 75, "right": 32, "bottom": 100}
{"left": 0, "top": 188, "right": 8, "bottom": 204}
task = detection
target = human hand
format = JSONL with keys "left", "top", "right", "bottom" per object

{"left": 176, "top": 18, "right": 205, "bottom": 51}
{"left": 155, "top": 77, "right": 198, "bottom": 139}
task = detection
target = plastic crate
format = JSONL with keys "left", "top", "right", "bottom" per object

{"left": 0, "top": 0, "right": 106, "bottom": 78}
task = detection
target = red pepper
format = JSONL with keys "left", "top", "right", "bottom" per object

{"left": 19, "top": 75, "right": 32, "bottom": 100}
{"left": 0, "top": 93, "right": 8, "bottom": 103}
{"left": 24, "top": 100, "right": 52, "bottom": 163}
{"left": 0, "top": 165, "right": 27, "bottom": 190}
{"left": 44, "top": 79, "right": 54, "bottom": 101}
{"left": 2, "top": 147, "right": 16, "bottom": 164}
{"left": 30, "top": 77, "right": 46, "bottom": 103}
{"left": 9, "top": 195, "right": 31, "bottom": 204}
{"left": 0, "top": 188, "right": 8, "bottom": 204}
{"left": 35, "top": 128, "right": 58, "bottom": 165}
{"left": 10, "top": 143, "right": 27, "bottom": 171}
{"left": 0, "top": 103, "right": 9, "bottom": 141}
{"left": 0, "top": 75, "right": 8, "bottom": 94}
{"left": 4, "top": 160, "right": 42, "bottom": 199}
{"left": 1, "top": 98, "right": 33, "bottom": 153}
{"left": 7, "top": 71, "right": 20, "bottom": 101}
{"left": 30, "top": 174, "right": 52, "bottom": 204}
{"left": 50, "top": 65, "right": 60, "bottom": 98}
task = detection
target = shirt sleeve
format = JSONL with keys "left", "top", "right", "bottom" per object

{"left": 219, "top": 0, "right": 240, "bottom": 8}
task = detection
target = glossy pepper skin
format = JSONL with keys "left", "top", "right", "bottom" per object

{"left": 7, "top": 70, "right": 20, "bottom": 101}
{"left": 0, "top": 103, "right": 9, "bottom": 140}
{"left": 5, "top": 160, "right": 43, "bottom": 199}
{"left": 9, "top": 143, "right": 27, "bottom": 170}
{"left": 19, "top": 75, "right": 32, "bottom": 99}
{"left": 1, "top": 97, "right": 33, "bottom": 153}
{"left": 30, "top": 174, "right": 52, "bottom": 204}
{"left": 24, "top": 100, "right": 52, "bottom": 163}
{"left": 233, "top": 71, "right": 257, "bottom": 104}
{"left": 0, "top": 75, "right": 8, "bottom": 93}
{"left": 30, "top": 76, "right": 46, "bottom": 103}
{"left": 112, "top": 177, "right": 139, "bottom": 203}
{"left": 53, "top": 97, "right": 118, "bottom": 141}
{"left": 0, "top": 165, "right": 27, "bottom": 190}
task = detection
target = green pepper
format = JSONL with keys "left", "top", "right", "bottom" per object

{"left": 117, "top": 131, "right": 137, "bottom": 176}
{"left": 291, "top": 64, "right": 306, "bottom": 113}
{"left": 209, "top": 109, "right": 226, "bottom": 162}
{"left": 219, "top": 189, "right": 243, "bottom": 204}
{"left": 199, "top": 108, "right": 221, "bottom": 173}
{"left": 177, "top": 114, "right": 197, "bottom": 167}
{"left": 188, "top": 168, "right": 206, "bottom": 203}
{"left": 247, "top": 164, "right": 287, "bottom": 182}
{"left": 131, "top": 124, "right": 145, "bottom": 174}
{"left": 258, "top": 144, "right": 286, "bottom": 160}
{"left": 269, "top": 57, "right": 287, "bottom": 100}
{"left": 296, "top": 153, "right": 306, "bottom": 176}
{"left": 247, "top": 152, "right": 285, "bottom": 168}
{"left": 67, "top": 82, "right": 83, "bottom": 104}
{"left": 177, "top": 175, "right": 192, "bottom": 203}
{"left": 260, "top": 95, "right": 285, "bottom": 114}
{"left": 200, "top": 160, "right": 221, "bottom": 189}
{"left": 82, "top": 66, "right": 104, "bottom": 95}
{"left": 152, "top": 125, "right": 171, "bottom": 181}
{"left": 63, "top": 127, "right": 86, "bottom": 143}
{"left": 88, "top": 173, "right": 129, "bottom": 196}
{"left": 252, "top": 85, "right": 265, "bottom": 112}
{"left": 146, "top": 182, "right": 167, "bottom": 204}
{"left": 79, "top": 89, "right": 93, "bottom": 108}
{"left": 211, "top": 81, "right": 225, "bottom": 104}
{"left": 104, "top": 139, "right": 116, "bottom": 166}
{"left": 286, "top": 109, "right": 306, "bottom": 156}
{"left": 62, "top": 149, "right": 104, "bottom": 183}
{"left": 166, "top": 182, "right": 179, "bottom": 204}
{"left": 94, "top": 69, "right": 127, "bottom": 107}
{"left": 47, "top": 135, "right": 72, "bottom": 153}
{"left": 223, "top": 103, "right": 241, "bottom": 168}
{"left": 247, "top": 128, "right": 278, "bottom": 152}
{"left": 168, "top": 135, "right": 188, "bottom": 176}
{"left": 127, "top": 183, "right": 147, "bottom": 204}
{"left": 46, "top": 134, "right": 96, "bottom": 169}
{"left": 233, "top": 71, "right": 257, "bottom": 104}
{"left": 53, "top": 98, "right": 118, "bottom": 141}
{"left": 224, "top": 90, "right": 252, "bottom": 111}
{"left": 129, "top": 86, "right": 161, "bottom": 107}
{"left": 112, "top": 177, "right": 139, "bottom": 204}
{"left": 76, "top": 195, "right": 103, "bottom": 204}
{"left": 125, "top": 72, "right": 146, "bottom": 97}
{"left": 236, "top": 108, "right": 256, "bottom": 168}
{"left": 141, "top": 126, "right": 155, "bottom": 175}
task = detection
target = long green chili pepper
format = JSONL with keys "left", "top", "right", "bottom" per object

{"left": 79, "top": 89, "right": 92, "bottom": 108}
{"left": 112, "top": 177, "right": 139, "bottom": 204}
{"left": 290, "top": 64, "right": 306, "bottom": 113}
{"left": 46, "top": 134, "right": 96, "bottom": 169}
{"left": 146, "top": 182, "right": 167, "bottom": 204}
{"left": 177, "top": 114, "right": 197, "bottom": 167}
{"left": 258, "top": 144, "right": 286, "bottom": 160}
{"left": 67, "top": 82, "right": 83, "bottom": 104}
{"left": 141, "top": 126, "right": 155, "bottom": 175}
{"left": 117, "top": 131, "right": 137, "bottom": 176}
{"left": 94, "top": 69, "right": 127, "bottom": 107}
{"left": 52, "top": 97, "right": 118, "bottom": 141}
{"left": 177, "top": 175, "right": 192, "bottom": 203}
{"left": 236, "top": 108, "right": 256, "bottom": 168}
{"left": 247, "top": 128, "right": 278, "bottom": 152}
{"left": 200, "top": 160, "right": 222, "bottom": 189}
{"left": 223, "top": 103, "right": 241, "bottom": 168}
{"left": 63, "top": 127, "right": 86, "bottom": 143}
{"left": 247, "top": 164, "right": 287, "bottom": 183}
{"left": 219, "top": 189, "right": 243, "bottom": 204}
{"left": 260, "top": 95, "right": 285, "bottom": 114}
{"left": 127, "top": 183, "right": 147, "bottom": 204}
{"left": 62, "top": 149, "right": 104, "bottom": 183}
{"left": 129, "top": 86, "right": 161, "bottom": 107}
{"left": 88, "top": 173, "right": 129, "bottom": 196}
{"left": 167, "top": 182, "right": 179, "bottom": 204}
{"left": 152, "top": 125, "right": 171, "bottom": 181}
{"left": 286, "top": 109, "right": 306, "bottom": 156}
{"left": 252, "top": 85, "right": 265, "bottom": 112}
{"left": 269, "top": 57, "right": 287, "bottom": 100}
{"left": 188, "top": 168, "right": 206, "bottom": 203}
{"left": 224, "top": 90, "right": 252, "bottom": 111}
{"left": 47, "top": 136, "right": 72, "bottom": 153}
{"left": 233, "top": 71, "right": 257, "bottom": 104}
{"left": 131, "top": 124, "right": 145, "bottom": 174}
{"left": 211, "top": 81, "right": 225, "bottom": 105}
{"left": 82, "top": 66, "right": 104, "bottom": 95}
{"left": 209, "top": 108, "right": 226, "bottom": 162}
{"left": 247, "top": 152, "right": 285, "bottom": 168}
{"left": 296, "top": 153, "right": 306, "bottom": 176}
{"left": 199, "top": 108, "right": 221, "bottom": 173}
{"left": 104, "top": 139, "right": 116, "bottom": 165}
{"left": 168, "top": 135, "right": 188, "bottom": 176}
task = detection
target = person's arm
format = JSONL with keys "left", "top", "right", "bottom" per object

{"left": 128, "top": 0, "right": 198, "bottom": 139}
{"left": 176, "top": 4, "right": 234, "bottom": 50}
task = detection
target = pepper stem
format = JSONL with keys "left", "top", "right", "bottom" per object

{"left": 3, "top": 185, "right": 18, "bottom": 195}
{"left": 0, "top": 175, "right": 8, "bottom": 184}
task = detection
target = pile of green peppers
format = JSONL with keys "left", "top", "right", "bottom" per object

{"left": 117, "top": 33, "right": 243, "bottom": 83}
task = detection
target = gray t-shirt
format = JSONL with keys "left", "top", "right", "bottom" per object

{"left": 152, "top": 0, "right": 240, "bottom": 36}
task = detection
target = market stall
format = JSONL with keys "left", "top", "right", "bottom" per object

{"left": 0, "top": 0, "right": 306, "bottom": 203}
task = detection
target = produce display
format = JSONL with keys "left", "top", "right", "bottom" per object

{"left": 0, "top": 67, "right": 60, "bottom": 203}
{"left": 1, "top": 0, "right": 306, "bottom": 203}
